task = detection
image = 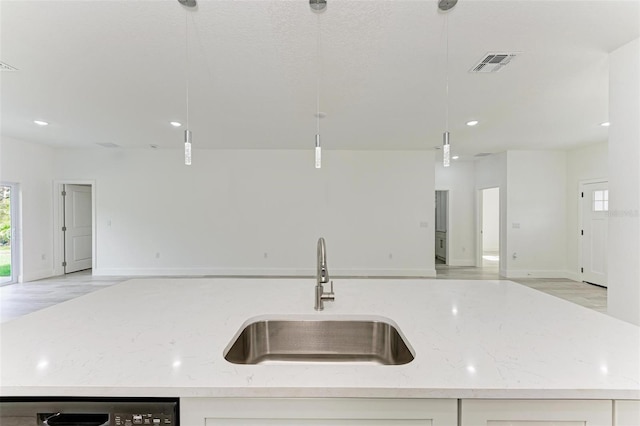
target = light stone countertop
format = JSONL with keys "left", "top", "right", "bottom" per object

{"left": 1, "top": 278, "right": 639, "bottom": 399}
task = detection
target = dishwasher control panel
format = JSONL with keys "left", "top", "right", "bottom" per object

{"left": 0, "top": 397, "right": 179, "bottom": 426}
{"left": 115, "top": 412, "right": 174, "bottom": 426}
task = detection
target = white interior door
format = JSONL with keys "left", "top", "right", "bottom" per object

{"left": 482, "top": 188, "right": 500, "bottom": 265}
{"left": 581, "top": 181, "right": 608, "bottom": 287}
{"left": 435, "top": 191, "right": 448, "bottom": 263}
{"left": 64, "top": 184, "right": 92, "bottom": 273}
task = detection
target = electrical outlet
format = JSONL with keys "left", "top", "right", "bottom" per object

{"left": 264, "top": 252, "right": 268, "bottom": 259}
{"left": 512, "top": 222, "right": 521, "bottom": 229}
{"left": 419, "top": 221, "right": 428, "bottom": 228}
{"left": 155, "top": 252, "right": 160, "bottom": 259}
{"left": 41, "top": 254, "right": 46, "bottom": 260}
{"left": 388, "top": 253, "right": 393, "bottom": 260}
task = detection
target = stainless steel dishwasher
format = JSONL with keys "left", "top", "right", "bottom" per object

{"left": 0, "top": 397, "right": 178, "bottom": 426}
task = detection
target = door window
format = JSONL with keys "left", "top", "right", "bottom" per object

{"left": 592, "top": 189, "right": 608, "bottom": 212}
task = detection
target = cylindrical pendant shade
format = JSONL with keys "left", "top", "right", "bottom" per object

{"left": 185, "top": 129, "right": 192, "bottom": 166}
{"left": 315, "top": 134, "right": 321, "bottom": 168}
{"left": 443, "top": 131, "right": 450, "bottom": 167}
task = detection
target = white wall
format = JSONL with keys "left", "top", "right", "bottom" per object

{"left": 435, "top": 161, "right": 475, "bottom": 266}
{"left": 505, "top": 151, "right": 567, "bottom": 278}
{"left": 0, "top": 137, "right": 55, "bottom": 281}
{"left": 482, "top": 187, "right": 500, "bottom": 253}
{"left": 608, "top": 37, "right": 640, "bottom": 326}
{"left": 475, "top": 152, "right": 508, "bottom": 275}
{"left": 53, "top": 148, "right": 436, "bottom": 277}
{"left": 565, "top": 142, "right": 608, "bottom": 281}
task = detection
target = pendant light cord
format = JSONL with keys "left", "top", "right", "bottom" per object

{"left": 185, "top": 10, "right": 190, "bottom": 130}
{"left": 316, "top": 13, "right": 321, "bottom": 135}
{"left": 445, "top": 11, "right": 449, "bottom": 132}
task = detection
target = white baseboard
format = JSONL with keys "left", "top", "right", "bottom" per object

{"left": 23, "top": 269, "right": 55, "bottom": 282}
{"left": 93, "top": 267, "right": 308, "bottom": 277}
{"left": 93, "top": 267, "right": 437, "bottom": 278}
{"left": 332, "top": 268, "right": 437, "bottom": 277}
{"left": 563, "top": 270, "right": 581, "bottom": 282}
{"left": 504, "top": 269, "right": 571, "bottom": 279}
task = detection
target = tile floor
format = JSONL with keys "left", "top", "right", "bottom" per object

{"left": 0, "top": 264, "right": 607, "bottom": 323}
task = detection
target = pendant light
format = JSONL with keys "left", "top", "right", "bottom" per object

{"left": 179, "top": 0, "right": 196, "bottom": 165}
{"left": 439, "top": 0, "right": 457, "bottom": 167}
{"left": 312, "top": 0, "right": 326, "bottom": 168}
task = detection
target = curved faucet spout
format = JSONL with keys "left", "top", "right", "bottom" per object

{"left": 315, "top": 237, "right": 334, "bottom": 310}
{"left": 317, "top": 237, "right": 328, "bottom": 285}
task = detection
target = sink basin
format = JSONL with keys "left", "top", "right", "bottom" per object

{"left": 224, "top": 317, "right": 414, "bottom": 365}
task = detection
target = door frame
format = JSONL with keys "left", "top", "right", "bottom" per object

{"left": 434, "top": 189, "right": 450, "bottom": 265}
{"left": 53, "top": 180, "right": 96, "bottom": 276}
{"left": 578, "top": 178, "right": 608, "bottom": 285}
{"left": 0, "top": 182, "right": 21, "bottom": 284}
{"left": 475, "top": 186, "right": 501, "bottom": 271}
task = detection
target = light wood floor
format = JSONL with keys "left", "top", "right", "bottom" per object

{"left": 0, "top": 265, "right": 607, "bottom": 323}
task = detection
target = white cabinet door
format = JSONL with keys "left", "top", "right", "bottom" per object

{"left": 461, "top": 399, "right": 612, "bottom": 426}
{"left": 181, "top": 398, "right": 457, "bottom": 426}
{"left": 615, "top": 400, "right": 640, "bottom": 426}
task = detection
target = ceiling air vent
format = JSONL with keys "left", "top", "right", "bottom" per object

{"left": 0, "top": 62, "right": 18, "bottom": 71}
{"left": 470, "top": 52, "right": 519, "bottom": 73}
{"left": 96, "top": 142, "right": 120, "bottom": 148}
{"left": 474, "top": 152, "right": 492, "bottom": 157}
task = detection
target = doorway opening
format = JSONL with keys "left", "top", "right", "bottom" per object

{"left": 435, "top": 190, "right": 449, "bottom": 265}
{"left": 479, "top": 187, "right": 500, "bottom": 270}
{"left": 0, "top": 183, "right": 19, "bottom": 285}
{"left": 55, "top": 182, "right": 95, "bottom": 275}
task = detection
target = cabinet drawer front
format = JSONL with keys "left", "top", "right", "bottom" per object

{"left": 206, "top": 420, "right": 430, "bottom": 425}
{"left": 615, "top": 400, "right": 640, "bottom": 426}
{"left": 182, "top": 398, "right": 457, "bottom": 426}
{"left": 461, "top": 399, "right": 612, "bottom": 426}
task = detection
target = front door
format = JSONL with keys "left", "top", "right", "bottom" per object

{"left": 63, "top": 184, "right": 92, "bottom": 273}
{"left": 581, "top": 181, "right": 608, "bottom": 287}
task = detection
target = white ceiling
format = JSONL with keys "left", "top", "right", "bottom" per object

{"left": 1, "top": 0, "right": 639, "bottom": 158}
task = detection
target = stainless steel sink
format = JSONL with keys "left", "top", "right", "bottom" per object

{"left": 224, "top": 318, "right": 414, "bottom": 365}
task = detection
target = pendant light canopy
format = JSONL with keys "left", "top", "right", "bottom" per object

{"left": 310, "top": 0, "right": 327, "bottom": 13}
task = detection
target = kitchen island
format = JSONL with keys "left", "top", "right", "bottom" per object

{"left": 1, "top": 278, "right": 639, "bottom": 424}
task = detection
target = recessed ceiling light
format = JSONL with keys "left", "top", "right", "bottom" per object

{"left": 34, "top": 120, "right": 49, "bottom": 126}
{"left": 600, "top": 122, "right": 610, "bottom": 127}
{"left": 452, "top": 155, "right": 460, "bottom": 160}
{"left": 466, "top": 120, "right": 479, "bottom": 126}
{"left": 170, "top": 121, "right": 182, "bottom": 127}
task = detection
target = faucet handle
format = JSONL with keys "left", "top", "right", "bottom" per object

{"left": 319, "top": 280, "right": 335, "bottom": 304}
{"left": 324, "top": 280, "right": 335, "bottom": 301}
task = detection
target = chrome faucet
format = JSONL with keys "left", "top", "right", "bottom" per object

{"left": 315, "top": 237, "right": 335, "bottom": 310}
